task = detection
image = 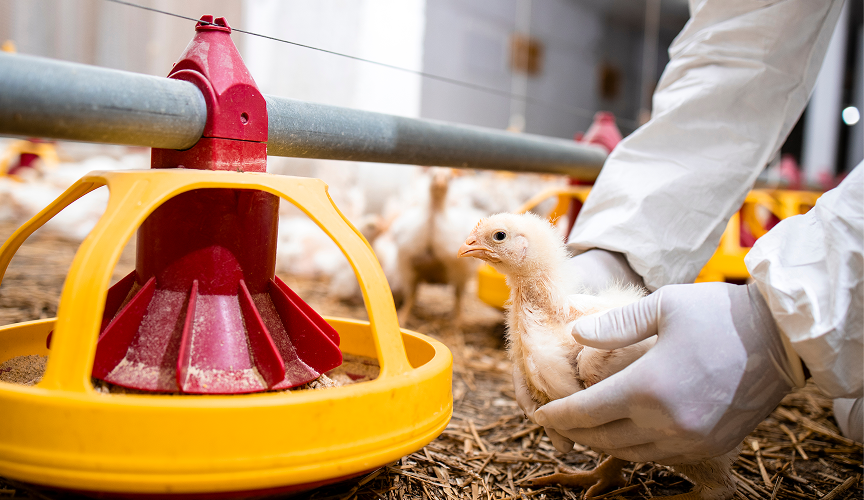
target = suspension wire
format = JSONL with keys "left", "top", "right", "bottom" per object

{"left": 103, "top": 0, "right": 639, "bottom": 130}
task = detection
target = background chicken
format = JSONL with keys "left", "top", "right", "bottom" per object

{"left": 388, "top": 167, "right": 483, "bottom": 327}
{"left": 458, "top": 212, "right": 739, "bottom": 500}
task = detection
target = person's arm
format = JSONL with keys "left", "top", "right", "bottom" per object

{"left": 568, "top": 0, "right": 846, "bottom": 291}
{"left": 746, "top": 164, "right": 863, "bottom": 399}
{"left": 520, "top": 0, "right": 858, "bottom": 460}
{"left": 534, "top": 167, "right": 863, "bottom": 460}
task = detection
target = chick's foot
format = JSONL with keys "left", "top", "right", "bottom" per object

{"left": 528, "top": 456, "right": 627, "bottom": 498}
{"left": 656, "top": 452, "right": 738, "bottom": 500}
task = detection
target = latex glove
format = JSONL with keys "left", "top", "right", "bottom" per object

{"left": 533, "top": 282, "right": 799, "bottom": 464}
{"left": 563, "top": 249, "right": 645, "bottom": 294}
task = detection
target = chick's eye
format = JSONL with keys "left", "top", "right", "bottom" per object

{"left": 493, "top": 231, "right": 507, "bottom": 242}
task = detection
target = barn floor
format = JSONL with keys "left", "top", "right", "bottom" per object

{"left": 0, "top": 222, "right": 860, "bottom": 500}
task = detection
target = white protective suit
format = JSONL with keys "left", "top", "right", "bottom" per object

{"left": 567, "top": 0, "right": 862, "bottom": 424}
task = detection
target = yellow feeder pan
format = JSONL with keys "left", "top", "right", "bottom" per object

{"left": 0, "top": 169, "right": 452, "bottom": 496}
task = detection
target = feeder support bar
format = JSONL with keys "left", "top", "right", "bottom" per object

{"left": 0, "top": 53, "right": 207, "bottom": 151}
{"left": 0, "top": 52, "right": 607, "bottom": 179}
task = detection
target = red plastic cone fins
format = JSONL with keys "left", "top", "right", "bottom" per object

{"left": 175, "top": 279, "right": 199, "bottom": 391}
{"left": 47, "top": 270, "right": 138, "bottom": 350}
{"left": 267, "top": 277, "right": 341, "bottom": 390}
{"left": 92, "top": 276, "right": 157, "bottom": 381}
{"left": 100, "top": 271, "right": 138, "bottom": 332}
{"left": 92, "top": 270, "right": 343, "bottom": 394}
{"left": 236, "top": 279, "right": 286, "bottom": 389}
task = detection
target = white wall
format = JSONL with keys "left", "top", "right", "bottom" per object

{"left": 241, "top": 0, "right": 426, "bottom": 214}
{"left": 0, "top": 0, "right": 241, "bottom": 76}
{"left": 242, "top": 0, "right": 425, "bottom": 117}
{"left": 420, "top": 0, "right": 517, "bottom": 131}
{"left": 526, "top": 0, "right": 603, "bottom": 138}
{"left": 801, "top": 1, "right": 849, "bottom": 185}
{"left": 420, "top": 0, "right": 615, "bottom": 139}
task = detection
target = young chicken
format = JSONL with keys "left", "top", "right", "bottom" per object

{"left": 457, "top": 213, "right": 739, "bottom": 500}
{"left": 389, "top": 167, "right": 482, "bottom": 326}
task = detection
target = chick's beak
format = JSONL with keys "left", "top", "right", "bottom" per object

{"left": 458, "top": 235, "right": 490, "bottom": 259}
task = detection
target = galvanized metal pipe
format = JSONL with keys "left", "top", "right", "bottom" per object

{"left": 0, "top": 53, "right": 208, "bottom": 150}
{"left": 0, "top": 53, "right": 607, "bottom": 178}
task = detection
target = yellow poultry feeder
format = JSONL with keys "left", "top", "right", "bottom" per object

{"left": 771, "top": 189, "right": 822, "bottom": 219}
{"left": 0, "top": 169, "right": 452, "bottom": 497}
{"left": 0, "top": 138, "right": 59, "bottom": 177}
{"left": 0, "top": 15, "right": 451, "bottom": 497}
{"left": 695, "top": 190, "right": 782, "bottom": 282}
{"left": 695, "top": 189, "right": 822, "bottom": 282}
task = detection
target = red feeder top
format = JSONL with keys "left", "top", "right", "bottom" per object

{"left": 169, "top": 15, "right": 267, "bottom": 143}
{"left": 152, "top": 15, "right": 268, "bottom": 172}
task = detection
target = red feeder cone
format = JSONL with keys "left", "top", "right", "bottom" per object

{"left": 578, "top": 111, "right": 622, "bottom": 154}
{"left": 564, "top": 111, "right": 624, "bottom": 235}
{"left": 90, "top": 16, "right": 342, "bottom": 394}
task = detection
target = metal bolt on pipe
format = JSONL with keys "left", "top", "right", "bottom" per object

{"left": 0, "top": 52, "right": 608, "bottom": 179}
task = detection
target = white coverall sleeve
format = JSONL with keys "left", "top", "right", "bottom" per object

{"left": 567, "top": 0, "right": 846, "bottom": 290}
{"left": 745, "top": 165, "right": 863, "bottom": 399}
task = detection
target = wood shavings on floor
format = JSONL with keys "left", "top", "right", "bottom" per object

{"left": 0, "top": 222, "right": 860, "bottom": 500}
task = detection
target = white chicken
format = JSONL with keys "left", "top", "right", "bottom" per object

{"left": 0, "top": 153, "right": 148, "bottom": 241}
{"left": 458, "top": 212, "right": 739, "bottom": 500}
{"left": 327, "top": 213, "right": 404, "bottom": 305}
{"left": 389, "top": 167, "right": 483, "bottom": 326}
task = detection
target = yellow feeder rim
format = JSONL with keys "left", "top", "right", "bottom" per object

{"left": 0, "top": 169, "right": 453, "bottom": 495}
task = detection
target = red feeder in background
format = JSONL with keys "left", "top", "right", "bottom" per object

{"left": 90, "top": 16, "right": 342, "bottom": 394}
{"left": 564, "top": 111, "right": 624, "bottom": 235}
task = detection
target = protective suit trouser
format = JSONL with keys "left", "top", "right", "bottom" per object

{"left": 833, "top": 398, "right": 863, "bottom": 443}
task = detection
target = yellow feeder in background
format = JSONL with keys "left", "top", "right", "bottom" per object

{"left": 0, "top": 169, "right": 452, "bottom": 496}
{"left": 0, "top": 139, "right": 59, "bottom": 177}
{"left": 695, "top": 189, "right": 822, "bottom": 282}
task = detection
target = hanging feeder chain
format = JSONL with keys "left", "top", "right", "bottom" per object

{"left": 0, "top": 52, "right": 607, "bottom": 179}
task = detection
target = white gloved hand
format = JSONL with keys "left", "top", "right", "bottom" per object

{"left": 564, "top": 249, "right": 645, "bottom": 294}
{"left": 533, "top": 282, "right": 798, "bottom": 464}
